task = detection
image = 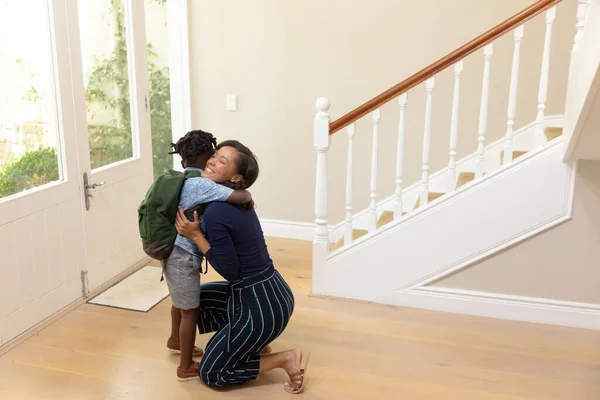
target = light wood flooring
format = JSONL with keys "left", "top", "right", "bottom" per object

{"left": 0, "top": 238, "right": 599, "bottom": 399}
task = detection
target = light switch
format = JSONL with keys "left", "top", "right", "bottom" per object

{"left": 226, "top": 94, "right": 237, "bottom": 111}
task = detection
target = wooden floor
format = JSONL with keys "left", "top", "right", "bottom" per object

{"left": 1, "top": 238, "right": 599, "bottom": 399}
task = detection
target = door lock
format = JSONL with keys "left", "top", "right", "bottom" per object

{"left": 83, "top": 172, "right": 106, "bottom": 211}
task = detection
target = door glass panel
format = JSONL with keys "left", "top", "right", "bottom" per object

{"left": 0, "top": 0, "right": 63, "bottom": 200}
{"left": 78, "top": 0, "right": 134, "bottom": 169}
{"left": 145, "top": 0, "right": 173, "bottom": 178}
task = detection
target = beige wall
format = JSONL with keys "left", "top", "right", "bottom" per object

{"left": 564, "top": 0, "right": 600, "bottom": 162}
{"left": 188, "top": 0, "right": 576, "bottom": 223}
{"left": 431, "top": 160, "right": 600, "bottom": 304}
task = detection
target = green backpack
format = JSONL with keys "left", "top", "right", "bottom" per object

{"left": 138, "top": 169, "right": 202, "bottom": 260}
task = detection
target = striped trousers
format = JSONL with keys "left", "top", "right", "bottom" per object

{"left": 196, "top": 265, "right": 295, "bottom": 387}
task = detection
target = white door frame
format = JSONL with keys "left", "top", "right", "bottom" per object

{"left": 166, "top": 0, "right": 193, "bottom": 167}
{"left": 0, "top": 0, "right": 87, "bottom": 346}
{"left": 0, "top": 0, "right": 193, "bottom": 346}
{"left": 66, "top": 0, "right": 153, "bottom": 292}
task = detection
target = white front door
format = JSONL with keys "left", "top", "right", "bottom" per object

{"left": 66, "top": 0, "right": 153, "bottom": 291}
{"left": 0, "top": 0, "right": 166, "bottom": 345}
{"left": 0, "top": 0, "right": 88, "bottom": 345}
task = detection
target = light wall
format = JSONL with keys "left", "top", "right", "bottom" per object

{"left": 188, "top": 0, "right": 576, "bottom": 223}
{"left": 563, "top": 0, "right": 600, "bottom": 162}
{"left": 431, "top": 159, "right": 600, "bottom": 304}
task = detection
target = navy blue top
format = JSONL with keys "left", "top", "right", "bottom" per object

{"left": 202, "top": 202, "right": 273, "bottom": 281}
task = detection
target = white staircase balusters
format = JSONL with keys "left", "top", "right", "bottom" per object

{"left": 314, "top": 3, "right": 576, "bottom": 258}
{"left": 448, "top": 60, "right": 463, "bottom": 191}
{"left": 344, "top": 123, "right": 355, "bottom": 246}
{"left": 475, "top": 44, "right": 493, "bottom": 180}
{"left": 569, "top": 0, "right": 590, "bottom": 81}
{"left": 420, "top": 78, "right": 435, "bottom": 206}
{"left": 313, "top": 97, "right": 330, "bottom": 280}
{"left": 504, "top": 26, "right": 524, "bottom": 167}
{"left": 394, "top": 93, "right": 407, "bottom": 221}
{"left": 534, "top": 6, "right": 556, "bottom": 150}
{"left": 369, "top": 108, "right": 381, "bottom": 233}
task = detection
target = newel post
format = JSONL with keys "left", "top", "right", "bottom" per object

{"left": 312, "top": 97, "right": 330, "bottom": 293}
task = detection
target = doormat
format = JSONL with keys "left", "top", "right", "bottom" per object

{"left": 87, "top": 266, "right": 169, "bottom": 312}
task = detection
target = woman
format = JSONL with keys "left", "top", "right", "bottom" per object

{"left": 175, "top": 140, "right": 308, "bottom": 394}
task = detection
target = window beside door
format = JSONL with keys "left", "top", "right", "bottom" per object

{"left": 0, "top": 0, "right": 63, "bottom": 200}
{"left": 0, "top": 0, "right": 178, "bottom": 202}
{"left": 78, "top": 0, "right": 174, "bottom": 178}
{"left": 78, "top": 0, "right": 135, "bottom": 170}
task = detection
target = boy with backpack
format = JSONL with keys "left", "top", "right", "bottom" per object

{"left": 138, "top": 130, "right": 252, "bottom": 381}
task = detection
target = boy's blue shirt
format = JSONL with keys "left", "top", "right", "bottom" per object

{"left": 173, "top": 167, "right": 234, "bottom": 258}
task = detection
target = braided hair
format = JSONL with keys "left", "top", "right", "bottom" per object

{"left": 169, "top": 129, "right": 217, "bottom": 167}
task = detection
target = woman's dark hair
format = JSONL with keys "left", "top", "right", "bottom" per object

{"left": 217, "top": 140, "right": 259, "bottom": 190}
{"left": 169, "top": 129, "right": 217, "bottom": 165}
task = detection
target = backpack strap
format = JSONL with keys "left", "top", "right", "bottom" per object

{"left": 184, "top": 170, "right": 203, "bottom": 179}
{"left": 167, "top": 169, "right": 203, "bottom": 178}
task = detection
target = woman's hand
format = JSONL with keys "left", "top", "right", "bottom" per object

{"left": 175, "top": 207, "right": 203, "bottom": 240}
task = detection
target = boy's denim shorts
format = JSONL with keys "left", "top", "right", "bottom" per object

{"left": 161, "top": 246, "right": 201, "bottom": 310}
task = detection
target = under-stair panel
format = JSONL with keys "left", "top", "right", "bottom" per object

{"left": 314, "top": 141, "right": 575, "bottom": 303}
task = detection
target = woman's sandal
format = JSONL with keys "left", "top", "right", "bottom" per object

{"left": 284, "top": 352, "right": 310, "bottom": 394}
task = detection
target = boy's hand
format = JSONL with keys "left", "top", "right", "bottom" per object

{"left": 175, "top": 207, "right": 202, "bottom": 240}
{"left": 226, "top": 189, "right": 252, "bottom": 205}
{"left": 244, "top": 199, "right": 255, "bottom": 210}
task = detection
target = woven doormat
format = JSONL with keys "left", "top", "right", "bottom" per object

{"left": 88, "top": 266, "right": 168, "bottom": 312}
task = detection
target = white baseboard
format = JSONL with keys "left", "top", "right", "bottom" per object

{"left": 379, "top": 286, "right": 600, "bottom": 330}
{"left": 260, "top": 219, "right": 314, "bottom": 241}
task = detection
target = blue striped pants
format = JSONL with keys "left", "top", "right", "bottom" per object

{"left": 196, "top": 266, "right": 295, "bottom": 387}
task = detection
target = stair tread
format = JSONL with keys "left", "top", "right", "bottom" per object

{"left": 500, "top": 150, "right": 527, "bottom": 164}
{"left": 456, "top": 172, "right": 475, "bottom": 189}
{"left": 332, "top": 208, "right": 413, "bottom": 251}
{"left": 376, "top": 211, "right": 393, "bottom": 228}
{"left": 545, "top": 127, "right": 563, "bottom": 142}
{"left": 375, "top": 210, "right": 409, "bottom": 228}
{"left": 414, "top": 192, "right": 445, "bottom": 210}
{"left": 330, "top": 229, "right": 368, "bottom": 251}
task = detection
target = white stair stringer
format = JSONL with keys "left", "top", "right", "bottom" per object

{"left": 313, "top": 139, "right": 586, "bottom": 326}
{"left": 328, "top": 115, "right": 564, "bottom": 243}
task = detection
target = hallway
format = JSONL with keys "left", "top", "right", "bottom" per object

{"left": 1, "top": 238, "right": 598, "bottom": 399}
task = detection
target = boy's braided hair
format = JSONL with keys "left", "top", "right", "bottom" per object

{"left": 169, "top": 129, "right": 217, "bottom": 165}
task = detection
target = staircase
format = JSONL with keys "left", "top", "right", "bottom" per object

{"left": 330, "top": 125, "right": 565, "bottom": 251}
{"left": 311, "top": 0, "right": 596, "bottom": 327}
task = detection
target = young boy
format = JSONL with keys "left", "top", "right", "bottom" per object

{"left": 163, "top": 130, "right": 251, "bottom": 381}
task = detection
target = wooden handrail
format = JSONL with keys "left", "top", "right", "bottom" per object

{"left": 329, "top": 0, "right": 563, "bottom": 135}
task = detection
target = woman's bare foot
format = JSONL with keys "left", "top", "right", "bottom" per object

{"left": 281, "top": 349, "right": 303, "bottom": 391}
{"left": 258, "top": 348, "right": 308, "bottom": 393}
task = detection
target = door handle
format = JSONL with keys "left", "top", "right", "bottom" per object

{"left": 83, "top": 172, "right": 106, "bottom": 211}
{"left": 85, "top": 181, "right": 106, "bottom": 190}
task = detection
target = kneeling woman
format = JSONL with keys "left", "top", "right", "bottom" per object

{"left": 175, "top": 140, "right": 308, "bottom": 393}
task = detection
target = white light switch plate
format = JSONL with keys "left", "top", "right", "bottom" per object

{"left": 226, "top": 94, "right": 237, "bottom": 111}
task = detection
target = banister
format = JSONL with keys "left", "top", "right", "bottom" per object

{"left": 329, "top": 0, "right": 563, "bottom": 135}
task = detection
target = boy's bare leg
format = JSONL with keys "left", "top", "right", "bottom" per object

{"left": 170, "top": 305, "right": 181, "bottom": 343}
{"left": 168, "top": 305, "right": 203, "bottom": 359}
{"left": 179, "top": 308, "right": 198, "bottom": 369}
